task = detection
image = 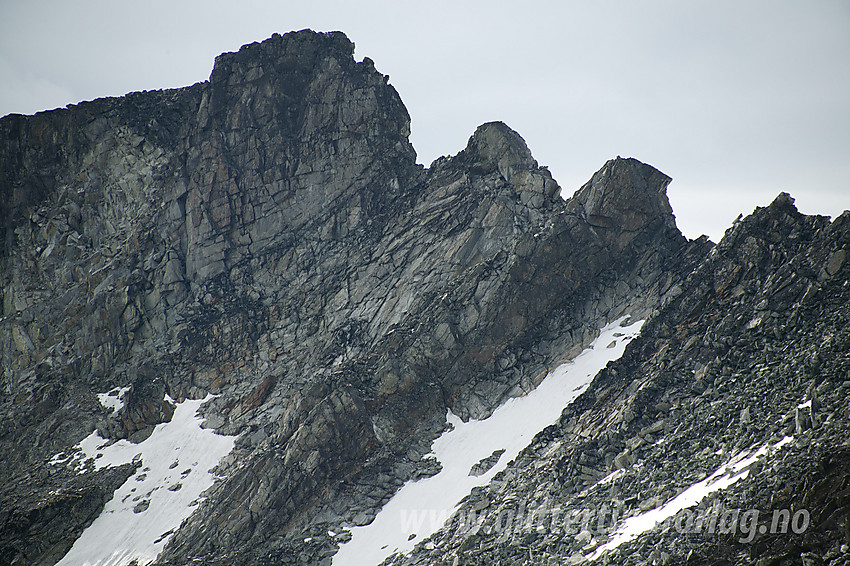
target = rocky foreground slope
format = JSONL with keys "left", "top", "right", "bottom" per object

{"left": 0, "top": 30, "right": 847, "bottom": 566}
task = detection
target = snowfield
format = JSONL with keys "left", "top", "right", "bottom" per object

{"left": 52, "top": 395, "right": 235, "bottom": 566}
{"left": 333, "top": 316, "right": 644, "bottom": 566}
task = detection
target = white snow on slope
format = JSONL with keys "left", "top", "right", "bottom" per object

{"left": 333, "top": 316, "right": 644, "bottom": 566}
{"left": 53, "top": 395, "right": 235, "bottom": 566}
{"left": 587, "top": 435, "right": 796, "bottom": 560}
{"left": 97, "top": 387, "right": 131, "bottom": 413}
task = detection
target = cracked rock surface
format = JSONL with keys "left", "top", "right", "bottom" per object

{"left": 1, "top": 29, "right": 847, "bottom": 566}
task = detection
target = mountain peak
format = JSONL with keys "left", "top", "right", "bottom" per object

{"left": 461, "top": 121, "right": 537, "bottom": 177}
{"left": 1, "top": 30, "right": 846, "bottom": 566}
{"left": 567, "top": 157, "right": 677, "bottom": 253}
{"left": 209, "top": 29, "right": 355, "bottom": 87}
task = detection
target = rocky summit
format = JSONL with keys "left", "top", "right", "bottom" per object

{"left": 0, "top": 30, "right": 847, "bottom": 566}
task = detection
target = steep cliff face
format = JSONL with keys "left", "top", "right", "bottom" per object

{"left": 1, "top": 29, "right": 846, "bottom": 566}
{"left": 0, "top": 30, "right": 696, "bottom": 566}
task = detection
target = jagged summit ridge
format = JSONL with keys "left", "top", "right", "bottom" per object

{"left": 0, "top": 29, "right": 691, "bottom": 565}
{"left": 0, "top": 29, "right": 846, "bottom": 566}
{"left": 0, "top": 30, "right": 693, "bottom": 566}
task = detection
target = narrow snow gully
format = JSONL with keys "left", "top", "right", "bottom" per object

{"left": 333, "top": 316, "right": 644, "bottom": 566}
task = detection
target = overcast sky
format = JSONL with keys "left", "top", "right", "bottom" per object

{"left": 2, "top": 0, "right": 848, "bottom": 241}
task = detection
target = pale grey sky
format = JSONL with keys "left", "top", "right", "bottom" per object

{"left": 2, "top": 0, "right": 848, "bottom": 241}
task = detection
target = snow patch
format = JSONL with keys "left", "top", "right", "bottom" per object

{"left": 54, "top": 395, "right": 235, "bottom": 566}
{"left": 333, "top": 316, "right": 643, "bottom": 566}
{"left": 97, "top": 387, "right": 131, "bottom": 413}
{"left": 588, "top": 434, "right": 795, "bottom": 560}
{"left": 598, "top": 469, "right": 625, "bottom": 486}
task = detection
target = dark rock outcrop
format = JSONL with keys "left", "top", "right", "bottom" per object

{"left": 0, "top": 464, "right": 137, "bottom": 566}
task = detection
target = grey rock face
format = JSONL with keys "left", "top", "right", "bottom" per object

{"left": 392, "top": 196, "right": 850, "bottom": 566}
{"left": 3, "top": 28, "right": 844, "bottom": 566}
{"left": 568, "top": 155, "right": 677, "bottom": 249}
{"left": 0, "top": 30, "right": 695, "bottom": 565}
